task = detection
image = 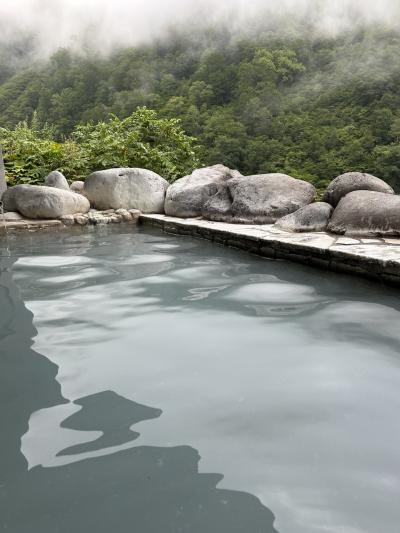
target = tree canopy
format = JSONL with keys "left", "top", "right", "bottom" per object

{"left": 0, "top": 24, "right": 399, "bottom": 190}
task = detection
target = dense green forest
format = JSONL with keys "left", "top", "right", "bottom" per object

{"left": 0, "top": 23, "right": 400, "bottom": 190}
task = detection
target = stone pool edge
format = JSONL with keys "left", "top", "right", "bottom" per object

{"left": 140, "top": 214, "right": 400, "bottom": 287}
{"left": 2, "top": 212, "right": 400, "bottom": 287}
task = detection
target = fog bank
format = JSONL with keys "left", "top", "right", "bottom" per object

{"left": 1, "top": 0, "right": 399, "bottom": 58}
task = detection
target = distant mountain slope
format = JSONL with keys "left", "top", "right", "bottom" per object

{"left": 0, "top": 25, "right": 399, "bottom": 190}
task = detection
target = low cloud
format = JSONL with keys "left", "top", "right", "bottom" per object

{"left": 0, "top": 0, "right": 399, "bottom": 58}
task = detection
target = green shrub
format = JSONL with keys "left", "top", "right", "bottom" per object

{"left": 0, "top": 108, "right": 200, "bottom": 185}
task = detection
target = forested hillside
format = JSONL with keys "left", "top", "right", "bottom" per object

{"left": 0, "top": 24, "right": 399, "bottom": 190}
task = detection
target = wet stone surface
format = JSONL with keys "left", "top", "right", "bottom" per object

{"left": 0, "top": 209, "right": 141, "bottom": 232}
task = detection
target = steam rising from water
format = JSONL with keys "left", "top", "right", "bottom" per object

{"left": 0, "top": 0, "right": 399, "bottom": 57}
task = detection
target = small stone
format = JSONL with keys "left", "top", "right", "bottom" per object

{"left": 75, "top": 215, "right": 88, "bottom": 226}
{"left": 384, "top": 239, "right": 400, "bottom": 245}
{"left": 1, "top": 211, "right": 24, "bottom": 221}
{"left": 60, "top": 214, "right": 75, "bottom": 226}
{"left": 110, "top": 215, "right": 122, "bottom": 223}
{"left": 129, "top": 209, "right": 141, "bottom": 221}
{"left": 335, "top": 237, "right": 360, "bottom": 245}
{"left": 94, "top": 214, "right": 111, "bottom": 225}
{"left": 70, "top": 181, "right": 85, "bottom": 194}
{"left": 87, "top": 215, "right": 98, "bottom": 224}
{"left": 115, "top": 208, "right": 132, "bottom": 221}
{"left": 45, "top": 171, "right": 70, "bottom": 190}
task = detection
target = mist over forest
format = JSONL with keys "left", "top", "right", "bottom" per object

{"left": 0, "top": 0, "right": 400, "bottom": 190}
{"left": 1, "top": 0, "right": 400, "bottom": 57}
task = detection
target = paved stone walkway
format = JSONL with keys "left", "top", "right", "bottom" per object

{"left": 140, "top": 214, "right": 400, "bottom": 286}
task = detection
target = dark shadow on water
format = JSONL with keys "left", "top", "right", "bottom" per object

{"left": 0, "top": 256, "right": 68, "bottom": 482}
{"left": 3, "top": 444, "right": 278, "bottom": 533}
{"left": 58, "top": 391, "right": 162, "bottom": 456}
{"left": 0, "top": 255, "right": 279, "bottom": 533}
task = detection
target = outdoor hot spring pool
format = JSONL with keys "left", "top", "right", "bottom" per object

{"left": 1, "top": 225, "right": 399, "bottom": 533}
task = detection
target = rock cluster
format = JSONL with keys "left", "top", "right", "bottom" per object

{"left": 328, "top": 191, "right": 400, "bottom": 236}
{"left": 60, "top": 209, "right": 140, "bottom": 226}
{"left": 278, "top": 172, "right": 400, "bottom": 236}
{"left": 203, "top": 173, "right": 316, "bottom": 224}
{"left": 166, "top": 166, "right": 316, "bottom": 223}
{"left": 320, "top": 173, "right": 399, "bottom": 236}
{"left": 166, "top": 166, "right": 399, "bottom": 236}
{"left": 322, "top": 172, "right": 394, "bottom": 207}
{"left": 1, "top": 164, "right": 399, "bottom": 237}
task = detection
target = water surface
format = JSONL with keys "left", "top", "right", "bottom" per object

{"left": 0, "top": 226, "right": 399, "bottom": 533}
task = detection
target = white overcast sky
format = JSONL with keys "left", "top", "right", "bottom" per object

{"left": 0, "top": 0, "right": 399, "bottom": 55}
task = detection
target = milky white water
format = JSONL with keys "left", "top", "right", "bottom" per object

{"left": 1, "top": 225, "right": 399, "bottom": 533}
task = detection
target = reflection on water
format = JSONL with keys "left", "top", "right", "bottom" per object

{"left": 58, "top": 391, "right": 162, "bottom": 456}
{"left": 0, "top": 238, "right": 278, "bottom": 533}
{"left": 1, "top": 225, "right": 400, "bottom": 533}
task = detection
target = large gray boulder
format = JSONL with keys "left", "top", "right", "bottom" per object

{"left": 44, "top": 171, "right": 70, "bottom": 190}
{"left": 322, "top": 172, "right": 394, "bottom": 207}
{"left": 164, "top": 165, "right": 242, "bottom": 218}
{"left": 0, "top": 146, "right": 6, "bottom": 199}
{"left": 328, "top": 190, "right": 400, "bottom": 236}
{"left": 203, "top": 173, "right": 316, "bottom": 224}
{"left": 275, "top": 202, "right": 333, "bottom": 232}
{"left": 84, "top": 168, "right": 168, "bottom": 212}
{"left": 202, "top": 181, "right": 234, "bottom": 221}
{"left": 2, "top": 185, "right": 90, "bottom": 219}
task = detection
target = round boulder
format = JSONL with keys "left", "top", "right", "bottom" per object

{"left": 1, "top": 211, "right": 24, "bottom": 221}
{"left": 275, "top": 202, "right": 333, "bottom": 232}
{"left": 203, "top": 173, "right": 316, "bottom": 224}
{"left": 2, "top": 185, "right": 90, "bottom": 219}
{"left": 44, "top": 171, "right": 70, "bottom": 190}
{"left": 165, "top": 165, "right": 242, "bottom": 218}
{"left": 84, "top": 168, "right": 168, "bottom": 212}
{"left": 328, "top": 190, "right": 400, "bottom": 236}
{"left": 322, "top": 172, "right": 394, "bottom": 207}
{"left": 70, "top": 181, "right": 85, "bottom": 194}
